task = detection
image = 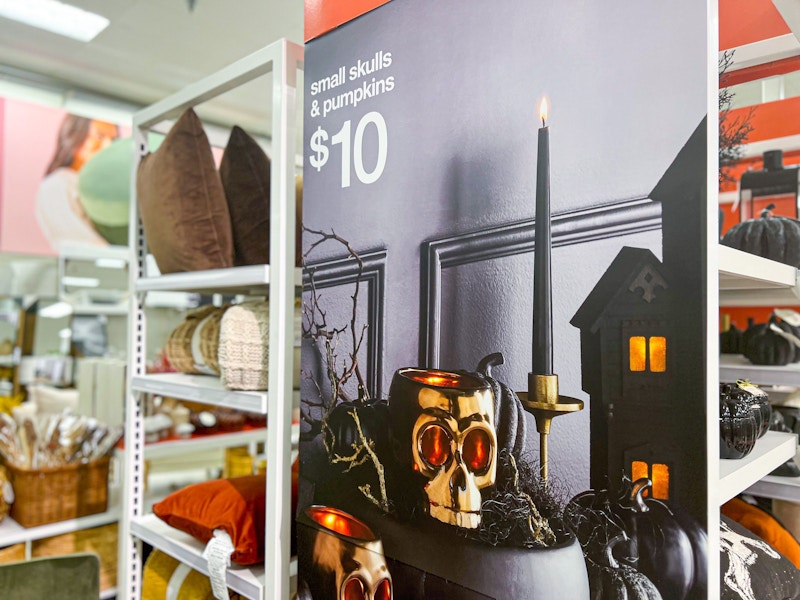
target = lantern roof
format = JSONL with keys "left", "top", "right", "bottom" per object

{"left": 570, "top": 246, "right": 665, "bottom": 334}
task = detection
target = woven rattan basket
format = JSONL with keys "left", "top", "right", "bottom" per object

{"left": 219, "top": 301, "right": 269, "bottom": 391}
{"left": 6, "top": 456, "right": 110, "bottom": 528}
{"left": 165, "top": 305, "right": 217, "bottom": 373}
{"left": 32, "top": 523, "right": 117, "bottom": 592}
{"left": 0, "top": 543, "right": 25, "bottom": 564}
{"left": 198, "top": 305, "right": 228, "bottom": 375}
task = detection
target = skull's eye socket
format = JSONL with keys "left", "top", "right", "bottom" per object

{"left": 343, "top": 577, "right": 367, "bottom": 600}
{"left": 375, "top": 578, "right": 392, "bottom": 600}
{"left": 462, "top": 429, "right": 491, "bottom": 472}
{"left": 420, "top": 424, "right": 452, "bottom": 467}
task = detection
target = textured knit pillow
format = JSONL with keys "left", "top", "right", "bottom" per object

{"left": 137, "top": 108, "right": 233, "bottom": 274}
{"left": 219, "top": 301, "right": 269, "bottom": 391}
{"left": 220, "top": 126, "right": 270, "bottom": 266}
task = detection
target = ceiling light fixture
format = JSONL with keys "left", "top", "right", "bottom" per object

{"left": 0, "top": 0, "right": 109, "bottom": 42}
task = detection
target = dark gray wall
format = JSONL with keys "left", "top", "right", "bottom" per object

{"left": 302, "top": 0, "right": 707, "bottom": 496}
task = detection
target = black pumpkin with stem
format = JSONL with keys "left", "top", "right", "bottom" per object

{"left": 720, "top": 382, "right": 771, "bottom": 439}
{"left": 589, "top": 533, "right": 663, "bottom": 600}
{"left": 610, "top": 479, "right": 697, "bottom": 600}
{"left": 322, "top": 385, "right": 391, "bottom": 510}
{"left": 743, "top": 315, "right": 796, "bottom": 366}
{"left": 719, "top": 391, "right": 758, "bottom": 459}
{"left": 720, "top": 322, "right": 744, "bottom": 354}
{"left": 721, "top": 203, "right": 800, "bottom": 267}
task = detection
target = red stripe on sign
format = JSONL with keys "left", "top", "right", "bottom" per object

{"left": 305, "top": 0, "right": 393, "bottom": 42}
{"left": 720, "top": 0, "right": 790, "bottom": 50}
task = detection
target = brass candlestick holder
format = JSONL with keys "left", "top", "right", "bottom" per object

{"left": 518, "top": 373, "right": 583, "bottom": 482}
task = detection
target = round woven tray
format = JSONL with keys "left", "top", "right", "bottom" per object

{"left": 199, "top": 305, "right": 228, "bottom": 376}
{"left": 165, "top": 305, "right": 217, "bottom": 374}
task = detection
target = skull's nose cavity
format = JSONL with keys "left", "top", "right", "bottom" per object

{"left": 452, "top": 462, "right": 467, "bottom": 491}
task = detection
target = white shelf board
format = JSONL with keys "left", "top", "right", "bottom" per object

{"left": 131, "top": 373, "right": 269, "bottom": 413}
{"left": 719, "top": 431, "right": 797, "bottom": 504}
{"left": 745, "top": 448, "right": 800, "bottom": 501}
{"left": 100, "top": 587, "right": 117, "bottom": 599}
{"left": 131, "top": 513, "right": 265, "bottom": 600}
{"left": 719, "top": 245, "right": 800, "bottom": 306}
{"left": 136, "top": 265, "right": 302, "bottom": 295}
{"left": 0, "top": 505, "right": 120, "bottom": 547}
{"left": 117, "top": 425, "right": 301, "bottom": 460}
{"left": 720, "top": 354, "right": 800, "bottom": 386}
{"left": 59, "top": 243, "right": 129, "bottom": 263}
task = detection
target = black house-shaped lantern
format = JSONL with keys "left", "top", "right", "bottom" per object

{"left": 570, "top": 120, "right": 707, "bottom": 517}
{"left": 571, "top": 248, "right": 675, "bottom": 500}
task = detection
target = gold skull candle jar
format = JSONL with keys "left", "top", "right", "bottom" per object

{"left": 388, "top": 368, "right": 497, "bottom": 529}
{"left": 299, "top": 506, "right": 392, "bottom": 600}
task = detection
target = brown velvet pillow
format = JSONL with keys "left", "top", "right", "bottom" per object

{"left": 219, "top": 126, "right": 270, "bottom": 266}
{"left": 137, "top": 108, "right": 233, "bottom": 274}
{"left": 153, "top": 474, "right": 266, "bottom": 565}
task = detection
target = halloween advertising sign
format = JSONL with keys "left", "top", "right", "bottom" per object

{"left": 299, "top": 1, "right": 711, "bottom": 598}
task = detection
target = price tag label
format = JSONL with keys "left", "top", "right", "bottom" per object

{"left": 309, "top": 112, "right": 389, "bottom": 188}
{"left": 775, "top": 309, "right": 800, "bottom": 327}
{"left": 202, "top": 529, "right": 234, "bottom": 600}
{"left": 737, "top": 379, "right": 767, "bottom": 397}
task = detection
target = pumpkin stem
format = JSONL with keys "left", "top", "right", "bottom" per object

{"left": 602, "top": 533, "right": 627, "bottom": 569}
{"left": 760, "top": 203, "right": 776, "bottom": 219}
{"left": 630, "top": 478, "right": 652, "bottom": 512}
{"left": 476, "top": 352, "right": 505, "bottom": 377}
{"left": 356, "top": 384, "right": 368, "bottom": 405}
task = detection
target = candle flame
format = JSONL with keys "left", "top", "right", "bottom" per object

{"left": 539, "top": 97, "right": 548, "bottom": 127}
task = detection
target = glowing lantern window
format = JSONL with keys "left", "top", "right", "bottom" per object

{"left": 629, "top": 337, "right": 647, "bottom": 371}
{"left": 649, "top": 336, "right": 667, "bottom": 372}
{"left": 631, "top": 460, "right": 649, "bottom": 483}
{"left": 628, "top": 336, "right": 667, "bottom": 373}
{"left": 629, "top": 460, "right": 670, "bottom": 500}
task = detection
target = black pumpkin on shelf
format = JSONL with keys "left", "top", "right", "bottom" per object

{"left": 770, "top": 317, "right": 800, "bottom": 363}
{"left": 743, "top": 316, "right": 796, "bottom": 366}
{"left": 720, "top": 382, "right": 771, "bottom": 439}
{"left": 720, "top": 322, "right": 744, "bottom": 355}
{"left": 720, "top": 392, "right": 758, "bottom": 459}
{"left": 721, "top": 203, "right": 800, "bottom": 268}
{"left": 589, "top": 534, "right": 663, "bottom": 600}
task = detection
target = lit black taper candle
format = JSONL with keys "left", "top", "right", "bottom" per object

{"left": 533, "top": 97, "right": 553, "bottom": 375}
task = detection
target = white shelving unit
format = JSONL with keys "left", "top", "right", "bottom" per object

{"left": 120, "top": 39, "right": 302, "bottom": 600}
{"left": 718, "top": 244, "right": 800, "bottom": 505}
{"left": 0, "top": 506, "right": 120, "bottom": 551}
{"left": 114, "top": 425, "right": 300, "bottom": 460}
{"left": 719, "top": 245, "right": 800, "bottom": 307}
{"left": 718, "top": 431, "right": 797, "bottom": 504}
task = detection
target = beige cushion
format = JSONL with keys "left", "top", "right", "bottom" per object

{"left": 137, "top": 108, "right": 233, "bottom": 273}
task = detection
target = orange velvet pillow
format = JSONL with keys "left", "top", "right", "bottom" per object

{"left": 152, "top": 460, "right": 299, "bottom": 565}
